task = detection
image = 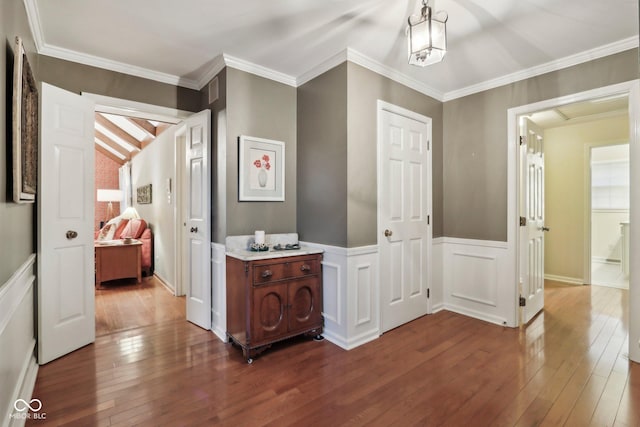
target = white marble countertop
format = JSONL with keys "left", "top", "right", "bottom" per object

{"left": 226, "top": 246, "right": 323, "bottom": 261}
{"left": 225, "top": 233, "right": 322, "bottom": 261}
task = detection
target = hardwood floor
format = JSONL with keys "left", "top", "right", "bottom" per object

{"left": 28, "top": 281, "right": 639, "bottom": 426}
{"left": 95, "top": 276, "right": 185, "bottom": 336}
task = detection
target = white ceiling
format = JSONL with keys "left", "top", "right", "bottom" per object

{"left": 27, "top": 0, "right": 639, "bottom": 100}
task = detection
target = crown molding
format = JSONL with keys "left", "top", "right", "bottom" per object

{"left": 222, "top": 54, "right": 297, "bottom": 87}
{"left": 296, "top": 50, "right": 349, "bottom": 87}
{"left": 345, "top": 48, "right": 445, "bottom": 101}
{"left": 22, "top": 0, "right": 45, "bottom": 51}
{"left": 443, "top": 36, "right": 640, "bottom": 102}
{"left": 23, "top": 0, "right": 200, "bottom": 90}
{"left": 195, "top": 55, "right": 227, "bottom": 90}
{"left": 294, "top": 48, "right": 444, "bottom": 100}
{"left": 38, "top": 44, "right": 200, "bottom": 90}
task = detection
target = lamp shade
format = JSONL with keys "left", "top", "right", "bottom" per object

{"left": 121, "top": 207, "right": 140, "bottom": 220}
{"left": 97, "top": 189, "right": 122, "bottom": 202}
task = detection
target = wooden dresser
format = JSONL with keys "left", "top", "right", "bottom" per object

{"left": 226, "top": 251, "right": 323, "bottom": 363}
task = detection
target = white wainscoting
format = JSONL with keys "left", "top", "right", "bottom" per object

{"left": 1, "top": 255, "right": 38, "bottom": 427}
{"left": 211, "top": 242, "right": 227, "bottom": 342}
{"left": 442, "top": 238, "right": 517, "bottom": 327}
{"left": 301, "top": 242, "right": 380, "bottom": 350}
{"left": 431, "top": 238, "right": 444, "bottom": 313}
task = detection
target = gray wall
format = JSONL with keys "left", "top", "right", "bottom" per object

{"left": 37, "top": 55, "right": 201, "bottom": 112}
{"left": 225, "top": 68, "right": 297, "bottom": 237}
{"left": 297, "top": 61, "right": 443, "bottom": 248}
{"left": 201, "top": 69, "right": 228, "bottom": 244}
{"left": 297, "top": 63, "right": 348, "bottom": 246}
{"left": 0, "top": 0, "right": 37, "bottom": 285}
{"left": 347, "top": 62, "right": 443, "bottom": 246}
{"left": 443, "top": 49, "right": 639, "bottom": 242}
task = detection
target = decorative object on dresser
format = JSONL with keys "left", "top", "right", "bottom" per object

{"left": 226, "top": 234, "right": 323, "bottom": 363}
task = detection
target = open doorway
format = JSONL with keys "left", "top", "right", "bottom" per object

{"left": 508, "top": 81, "right": 636, "bottom": 332}
{"left": 589, "top": 143, "right": 630, "bottom": 289}
{"left": 92, "top": 110, "right": 186, "bottom": 336}
{"left": 86, "top": 94, "right": 196, "bottom": 336}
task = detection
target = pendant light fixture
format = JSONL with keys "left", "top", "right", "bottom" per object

{"left": 407, "top": 0, "right": 448, "bottom": 66}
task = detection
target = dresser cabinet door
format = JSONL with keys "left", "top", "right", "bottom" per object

{"left": 287, "top": 278, "right": 322, "bottom": 333}
{"left": 251, "top": 283, "right": 288, "bottom": 344}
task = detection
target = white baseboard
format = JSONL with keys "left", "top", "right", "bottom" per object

{"left": 544, "top": 274, "right": 584, "bottom": 285}
{"left": 153, "top": 272, "right": 175, "bottom": 294}
{"left": 431, "top": 302, "right": 445, "bottom": 313}
{"left": 445, "top": 303, "right": 509, "bottom": 327}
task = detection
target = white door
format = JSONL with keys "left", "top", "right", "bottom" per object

{"left": 38, "top": 83, "right": 95, "bottom": 364}
{"left": 520, "top": 117, "right": 545, "bottom": 324}
{"left": 183, "top": 110, "right": 212, "bottom": 330}
{"left": 379, "top": 104, "right": 431, "bottom": 333}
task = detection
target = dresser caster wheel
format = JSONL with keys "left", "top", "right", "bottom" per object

{"left": 313, "top": 335, "right": 324, "bottom": 342}
{"left": 247, "top": 358, "right": 253, "bottom": 365}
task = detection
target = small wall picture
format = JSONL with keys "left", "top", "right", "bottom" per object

{"left": 238, "top": 135, "right": 285, "bottom": 201}
{"left": 137, "top": 184, "right": 152, "bottom": 204}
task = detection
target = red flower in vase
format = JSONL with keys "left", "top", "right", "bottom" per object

{"left": 253, "top": 155, "right": 271, "bottom": 170}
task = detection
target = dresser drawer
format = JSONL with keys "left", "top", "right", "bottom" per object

{"left": 253, "top": 257, "right": 320, "bottom": 285}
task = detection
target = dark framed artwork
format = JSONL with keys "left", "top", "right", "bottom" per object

{"left": 137, "top": 184, "right": 152, "bottom": 204}
{"left": 12, "top": 36, "right": 39, "bottom": 203}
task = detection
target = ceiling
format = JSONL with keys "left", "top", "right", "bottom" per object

{"left": 26, "top": 0, "right": 638, "bottom": 100}
{"left": 527, "top": 95, "right": 629, "bottom": 129}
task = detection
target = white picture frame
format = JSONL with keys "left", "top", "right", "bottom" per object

{"left": 238, "top": 135, "right": 285, "bottom": 201}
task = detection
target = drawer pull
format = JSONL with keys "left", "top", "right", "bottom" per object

{"left": 261, "top": 270, "right": 273, "bottom": 278}
{"left": 300, "top": 264, "right": 311, "bottom": 272}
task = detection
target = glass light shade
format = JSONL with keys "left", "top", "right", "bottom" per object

{"left": 407, "top": 5, "right": 448, "bottom": 67}
{"left": 121, "top": 207, "right": 141, "bottom": 220}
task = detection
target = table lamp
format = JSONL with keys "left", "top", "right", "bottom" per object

{"left": 97, "top": 189, "right": 122, "bottom": 222}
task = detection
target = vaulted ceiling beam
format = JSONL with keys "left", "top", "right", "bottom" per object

{"left": 95, "top": 144, "right": 125, "bottom": 165}
{"left": 128, "top": 117, "right": 157, "bottom": 137}
{"left": 95, "top": 113, "right": 142, "bottom": 150}
{"left": 95, "top": 130, "right": 131, "bottom": 160}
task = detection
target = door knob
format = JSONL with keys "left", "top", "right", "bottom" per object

{"left": 541, "top": 226, "right": 550, "bottom": 232}
{"left": 384, "top": 229, "right": 393, "bottom": 237}
{"left": 66, "top": 230, "right": 78, "bottom": 239}
{"left": 190, "top": 227, "right": 198, "bottom": 233}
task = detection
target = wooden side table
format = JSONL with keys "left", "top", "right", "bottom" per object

{"left": 95, "top": 241, "right": 142, "bottom": 288}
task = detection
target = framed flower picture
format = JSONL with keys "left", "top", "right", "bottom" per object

{"left": 238, "top": 135, "right": 285, "bottom": 201}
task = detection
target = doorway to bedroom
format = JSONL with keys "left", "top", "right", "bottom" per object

{"left": 92, "top": 106, "right": 187, "bottom": 336}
